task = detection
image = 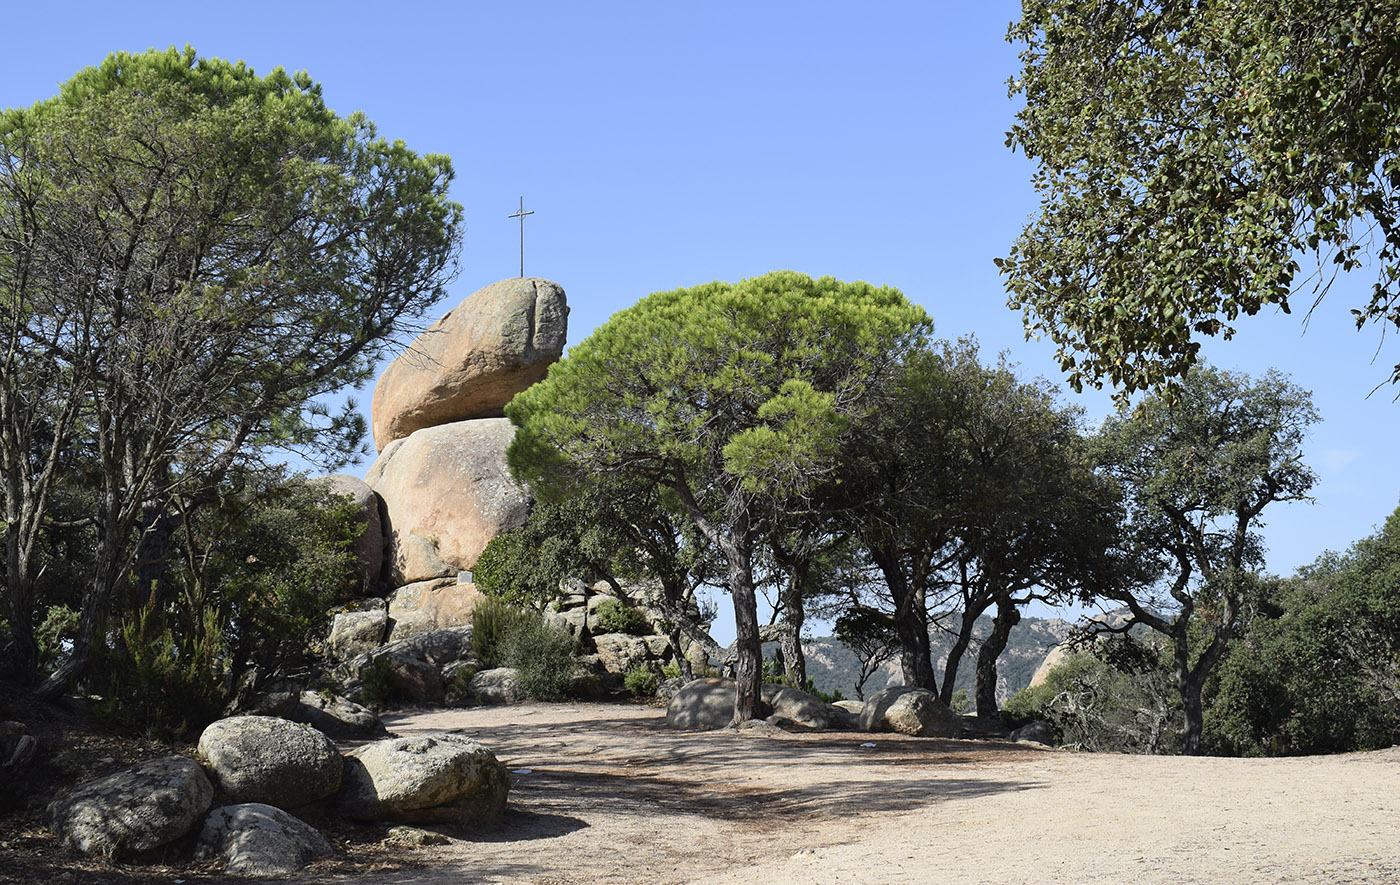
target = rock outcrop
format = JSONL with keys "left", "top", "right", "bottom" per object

{"left": 198, "top": 716, "right": 342, "bottom": 809}
{"left": 195, "top": 803, "right": 332, "bottom": 876}
{"left": 338, "top": 734, "right": 511, "bottom": 826}
{"left": 371, "top": 277, "right": 568, "bottom": 450}
{"left": 366, "top": 418, "right": 530, "bottom": 580}
{"left": 48, "top": 756, "right": 213, "bottom": 859}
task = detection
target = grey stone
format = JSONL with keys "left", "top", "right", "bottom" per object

{"left": 195, "top": 803, "right": 332, "bottom": 876}
{"left": 761, "top": 684, "right": 849, "bottom": 730}
{"left": 859, "top": 686, "right": 962, "bottom": 737}
{"left": 338, "top": 734, "right": 510, "bottom": 826}
{"left": 388, "top": 577, "right": 484, "bottom": 640}
{"left": 666, "top": 677, "right": 738, "bottom": 730}
{"left": 289, "top": 691, "right": 387, "bottom": 740}
{"left": 383, "top": 653, "right": 445, "bottom": 705}
{"left": 327, "top": 606, "right": 389, "bottom": 661}
{"left": 198, "top": 716, "right": 342, "bottom": 809}
{"left": 48, "top": 756, "right": 213, "bottom": 859}
{"left": 592, "top": 633, "right": 652, "bottom": 675}
{"left": 467, "top": 667, "right": 524, "bottom": 705}
{"left": 1012, "top": 720, "right": 1055, "bottom": 746}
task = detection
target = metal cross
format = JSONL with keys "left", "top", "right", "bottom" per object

{"left": 507, "top": 196, "right": 534, "bottom": 278}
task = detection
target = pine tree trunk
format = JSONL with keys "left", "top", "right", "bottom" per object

{"left": 779, "top": 562, "right": 807, "bottom": 688}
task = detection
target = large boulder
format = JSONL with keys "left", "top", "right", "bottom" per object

{"left": 308, "top": 474, "right": 386, "bottom": 597}
{"left": 195, "top": 803, "right": 332, "bottom": 876}
{"left": 338, "top": 734, "right": 510, "bottom": 826}
{"left": 858, "top": 686, "right": 962, "bottom": 738}
{"left": 761, "top": 685, "right": 850, "bottom": 730}
{"left": 198, "top": 716, "right": 342, "bottom": 809}
{"left": 288, "top": 691, "right": 388, "bottom": 740}
{"left": 371, "top": 277, "right": 568, "bottom": 450}
{"left": 365, "top": 418, "right": 530, "bottom": 580}
{"left": 666, "top": 677, "right": 738, "bottom": 730}
{"left": 388, "top": 577, "right": 485, "bottom": 641}
{"left": 48, "top": 756, "right": 213, "bottom": 859}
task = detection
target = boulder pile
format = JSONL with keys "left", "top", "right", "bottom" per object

{"left": 303, "top": 278, "right": 569, "bottom": 707}
{"left": 46, "top": 716, "right": 511, "bottom": 876}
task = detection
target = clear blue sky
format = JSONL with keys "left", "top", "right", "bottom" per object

{"left": 5, "top": 2, "right": 1397, "bottom": 633}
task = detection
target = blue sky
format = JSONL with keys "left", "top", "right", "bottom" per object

{"left": 5, "top": 2, "right": 1397, "bottom": 634}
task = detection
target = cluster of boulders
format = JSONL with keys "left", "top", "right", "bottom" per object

{"left": 298, "top": 277, "right": 569, "bottom": 708}
{"left": 544, "top": 579, "right": 706, "bottom": 692}
{"left": 46, "top": 715, "right": 510, "bottom": 876}
{"left": 665, "top": 678, "right": 1052, "bottom": 744}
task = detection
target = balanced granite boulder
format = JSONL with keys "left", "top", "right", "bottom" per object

{"left": 198, "top": 716, "right": 342, "bottom": 809}
{"left": 48, "top": 756, "right": 213, "bottom": 859}
{"left": 365, "top": 418, "right": 530, "bottom": 581}
{"left": 371, "top": 277, "right": 569, "bottom": 450}
{"left": 858, "top": 686, "right": 962, "bottom": 738}
{"left": 338, "top": 734, "right": 510, "bottom": 826}
{"left": 195, "top": 803, "right": 332, "bottom": 877}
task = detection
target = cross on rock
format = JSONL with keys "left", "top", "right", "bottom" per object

{"left": 508, "top": 196, "right": 534, "bottom": 278}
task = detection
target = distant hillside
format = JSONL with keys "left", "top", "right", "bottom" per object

{"left": 780, "top": 613, "right": 1072, "bottom": 703}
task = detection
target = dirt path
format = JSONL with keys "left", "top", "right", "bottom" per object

{"left": 319, "top": 702, "right": 1400, "bottom": 885}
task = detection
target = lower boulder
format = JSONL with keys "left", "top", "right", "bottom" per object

{"left": 666, "top": 678, "right": 738, "bottom": 730}
{"left": 465, "top": 668, "right": 524, "bottom": 705}
{"left": 858, "top": 686, "right": 962, "bottom": 738}
{"left": 198, "top": 716, "right": 343, "bottom": 809}
{"left": 761, "top": 685, "right": 850, "bottom": 730}
{"left": 338, "top": 734, "right": 510, "bottom": 826}
{"left": 195, "top": 803, "right": 332, "bottom": 876}
{"left": 288, "top": 691, "right": 388, "bottom": 740}
{"left": 48, "top": 756, "right": 213, "bottom": 859}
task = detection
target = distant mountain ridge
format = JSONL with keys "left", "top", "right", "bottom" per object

{"left": 786, "top": 613, "right": 1073, "bottom": 703}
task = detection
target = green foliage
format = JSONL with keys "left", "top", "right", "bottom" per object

{"left": 98, "top": 606, "right": 227, "bottom": 740}
{"left": 0, "top": 44, "right": 462, "bottom": 691}
{"left": 471, "top": 595, "right": 535, "bottom": 670}
{"left": 593, "top": 597, "right": 651, "bottom": 636}
{"left": 35, "top": 605, "right": 79, "bottom": 672}
{"left": 179, "top": 474, "right": 362, "bottom": 683}
{"left": 1002, "top": 0, "right": 1400, "bottom": 397}
{"left": 949, "top": 688, "right": 974, "bottom": 716}
{"left": 1004, "top": 641, "right": 1182, "bottom": 755}
{"left": 356, "top": 655, "right": 397, "bottom": 712}
{"left": 623, "top": 663, "right": 661, "bottom": 699}
{"left": 498, "top": 613, "right": 579, "bottom": 702}
{"left": 1208, "top": 504, "right": 1400, "bottom": 755}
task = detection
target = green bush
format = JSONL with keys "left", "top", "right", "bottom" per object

{"left": 624, "top": 663, "right": 661, "bottom": 698}
{"left": 499, "top": 614, "right": 578, "bottom": 701}
{"left": 471, "top": 595, "right": 534, "bottom": 668}
{"left": 950, "top": 688, "right": 974, "bottom": 715}
{"left": 593, "top": 597, "right": 651, "bottom": 635}
{"left": 99, "top": 607, "right": 227, "bottom": 740}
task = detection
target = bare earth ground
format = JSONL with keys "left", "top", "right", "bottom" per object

{"left": 312, "top": 702, "right": 1400, "bottom": 885}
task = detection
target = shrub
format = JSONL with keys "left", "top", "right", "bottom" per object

{"left": 471, "top": 595, "right": 534, "bottom": 668}
{"left": 593, "top": 597, "right": 651, "bottom": 635}
{"left": 950, "top": 688, "right": 974, "bottom": 715}
{"left": 624, "top": 663, "right": 661, "bottom": 698}
{"left": 499, "top": 614, "right": 578, "bottom": 701}
{"left": 98, "top": 607, "right": 227, "bottom": 740}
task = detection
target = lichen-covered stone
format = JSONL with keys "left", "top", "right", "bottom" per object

{"left": 48, "top": 756, "right": 213, "bottom": 859}
{"left": 338, "top": 734, "right": 510, "bottom": 826}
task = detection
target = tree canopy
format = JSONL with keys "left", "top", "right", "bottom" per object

{"left": 1001, "top": 0, "right": 1400, "bottom": 397}
{"left": 506, "top": 270, "right": 931, "bottom": 722}
{"left": 0, "top": 47, "right": 462, "bottom": 692}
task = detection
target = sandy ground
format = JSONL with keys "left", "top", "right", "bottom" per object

{"left": 318, "top": 702, "right": 1400, "bottom": 885}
